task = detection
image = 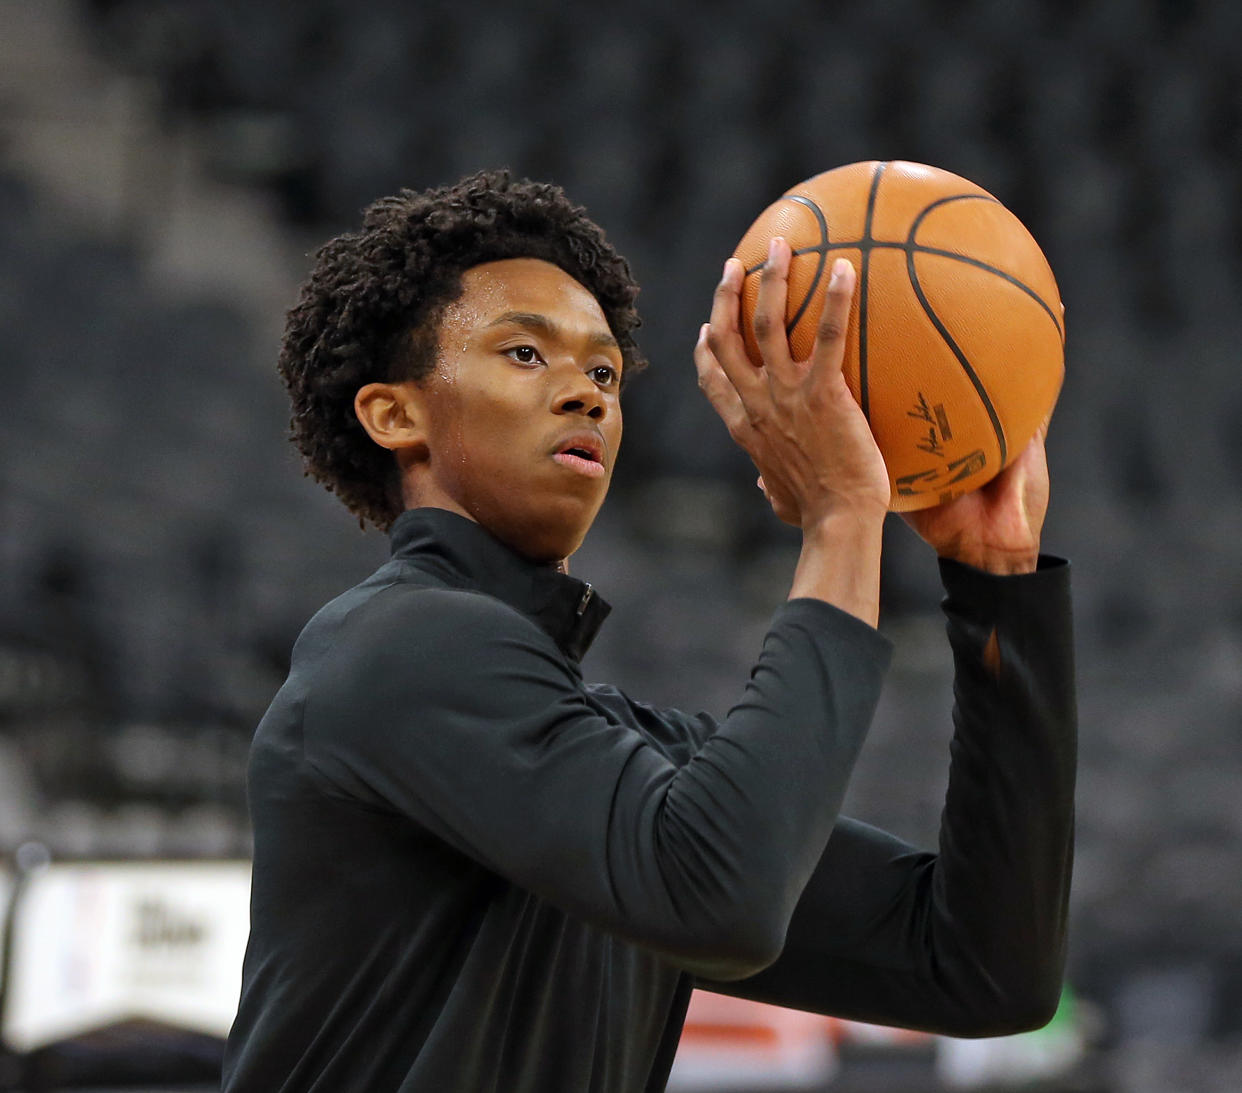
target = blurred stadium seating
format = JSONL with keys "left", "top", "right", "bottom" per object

{"left": 2, "top": 0, "right": 1241, "bottom": 1088}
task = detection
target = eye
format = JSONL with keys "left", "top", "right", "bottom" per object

{"left": 589, "top": 363, "right": 620, "bottom": 386}
{"left": 505, "top": 345, "right": 544, "bottom": 366}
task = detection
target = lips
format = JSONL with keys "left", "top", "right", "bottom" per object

{"left": 554, "top": 432, "right": 603, "bottom": 463}
{"left": 552, "top": 432, "right": 607, "bottom": 478}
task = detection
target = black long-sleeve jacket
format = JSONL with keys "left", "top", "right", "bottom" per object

{"left": 222, "top": 506, "right": 1076, "bottom": 1092}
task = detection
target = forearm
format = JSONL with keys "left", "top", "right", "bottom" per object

{"left": 646, "top": 598, "right": 890, "bottom": 978}
{"left": 928, "top": 555, "right": 1076, "bottom": 1023}
{"left": 706, "top": 559, "right": 1076, "bottom": 1034}
{"left": 788, "top": 507, "right": 884, "bottom": 628}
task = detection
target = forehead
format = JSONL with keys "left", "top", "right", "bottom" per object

{"left": 446, "top": 258, "right": 608, "bottom": 330}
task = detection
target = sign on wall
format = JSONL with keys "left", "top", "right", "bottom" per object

{"left": 1, "top": 861, "right": 251, "bottom": 1052}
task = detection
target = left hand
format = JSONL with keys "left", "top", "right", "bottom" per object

{"left": 902, "top": 426, "right": 1050, "bottom": 575}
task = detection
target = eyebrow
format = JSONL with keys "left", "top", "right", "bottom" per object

{"left": 485, "top": 311, "right": 620, "bottom": 352}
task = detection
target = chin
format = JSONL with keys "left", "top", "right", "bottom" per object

{"left": 514, "top": 525, "right": 590, "bottom": 564}
{"left": 463, "top": 482, "right": 605, "bottom": 563}
{"left": 490, "top": 532, "right": 580, "bottom": 565}
{"left": 494, "top": 502, "right": 600, "bottom": 564}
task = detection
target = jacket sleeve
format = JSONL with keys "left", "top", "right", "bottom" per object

{"left": 300, "top": 584, "right": 890, "bottom": 982}
{"left": 703, "top": 556, "right": 1076, "bottom": 1037}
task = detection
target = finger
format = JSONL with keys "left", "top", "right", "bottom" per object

{"left": 758, "top": 474, "right": 802, "bottom": 527}
{"left": 694, "top": 323, "right": 751, "bottom": 439}
{"left": 1017, "top": 426, "right": 1050, "bottom": 479}
{"left": 1011, "top": 426, "right": 1049, "bottom": 468}
{"left": 708, "top": 257, "right": 745, "bottom": 337}
{"left": 752, "top": 237, "right": 792, "bottom": 371}
{"left": 706, "top": 258, "right": 766, "bottom": 408}
{"left": 1037, "top": 407, "right": 1053, "bottom": 439}
{"left": 985, "top": 427, "right": 1047, "bottom": 498}
{"left": 807, "top": 258, "right": 857, "bottom": 378}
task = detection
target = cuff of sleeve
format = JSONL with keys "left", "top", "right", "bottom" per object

{"left": 782, "top": 596, "right": 895, "bottom": 666}
{"left": 938, "top": 554, "right": 1072, "bottom": 631}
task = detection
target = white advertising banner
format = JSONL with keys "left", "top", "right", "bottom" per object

{"left": 2, "top": 860, "right": 251, "bottom": 1052}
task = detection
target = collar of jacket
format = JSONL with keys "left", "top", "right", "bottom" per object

{"left": 387, "top": 507, "right": 611, "bottom": 663}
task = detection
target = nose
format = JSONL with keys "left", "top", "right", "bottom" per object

{"left": 552, "top": 365, "right": 606, "bottom": 420}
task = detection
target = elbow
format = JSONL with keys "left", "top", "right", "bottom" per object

{"left": 957, "top": 995, "right": 1060, "bottom": 1040}
{"left": 696, "top": 937, "right": 782, "bottom": 983}
{"left": 931, "top": 919, "right": 1068, "bottom": 1038}
{"left": 676, "top": 905, "right": 788, "bottom": 982}
{"left": 942, "top": 974, "right": 1064, "bottom": 1039}
{"left": 988, "top": 948, "right": 1068, "bottom": 1035}
{"left": 999, "top": 978, "right": 1064, "bottom": 1035}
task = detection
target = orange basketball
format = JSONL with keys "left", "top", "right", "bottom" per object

{"left": 732, "top": 160, "right": 1065, "bottom": 511}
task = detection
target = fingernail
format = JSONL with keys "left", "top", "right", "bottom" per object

{"left": 829, "top": 258, "right": 851, "bottom": 285}
{"left": 698, "top": 322, "right": 709, "bottom": 343}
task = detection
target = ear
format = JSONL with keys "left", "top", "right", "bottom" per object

{"left": 354, "top": 381, "right": 429, "bottom": 459}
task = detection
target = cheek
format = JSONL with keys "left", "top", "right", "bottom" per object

{"left": 425, "top": 393, "right": 463, "bottom": 456}
{"left": 607, "top": 405, "right": 623, "bottom": 453}
{"left": 435, "top": 391, "right": 521, "bottom": 482}
{"left": 421, "top": 386, "right": 481, "bottom": 487}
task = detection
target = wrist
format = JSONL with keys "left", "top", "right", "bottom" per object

{"left": 942, "top": 545, "right": 1040, "bottom": 575}
{"left": 790, "top": 507, "right": 885, "bottom": 626}
{"left": 801, "top": 496, "right": 888, "bottom": 539}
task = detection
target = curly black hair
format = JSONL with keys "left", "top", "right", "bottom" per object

{"left": 278, "top": 169, "right": 646, "bottom": 530}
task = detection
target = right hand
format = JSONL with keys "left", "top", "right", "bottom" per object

{"left": 693, "top": 238, "right": 891, "bottom": 531}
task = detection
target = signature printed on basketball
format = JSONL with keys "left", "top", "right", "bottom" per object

{"left": 916, "top": 427, "right": 944, "bottom": 457}
{"left": 908, "top": 392, "right": 955, "bottom": 457}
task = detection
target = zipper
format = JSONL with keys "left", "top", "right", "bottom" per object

{"left": 576, "top": 583, "right": 594, "bottom": 616}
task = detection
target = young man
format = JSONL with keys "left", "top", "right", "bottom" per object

{"left": 222, "top": 170, "right": 1075, "bottom": 1092}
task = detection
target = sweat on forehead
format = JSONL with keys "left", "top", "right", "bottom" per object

{"left": 433, "top": 261, "right": 623, "bottom": 374}
{"left": 445, "top": 260, "right": 611, "bottom": 327}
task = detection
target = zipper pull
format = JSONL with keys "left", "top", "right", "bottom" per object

{"left": 576, "top": 583, "right": 594, "bottom": 616}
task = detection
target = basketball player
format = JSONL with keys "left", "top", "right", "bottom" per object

{"left": 222, "top": 170, "right": 1075, "bottom": 1092}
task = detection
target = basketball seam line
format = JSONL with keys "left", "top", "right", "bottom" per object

{"left": 772, "top": 243, "right": 1065, "bottom": 346}
{"left": 905, "top": 247, "right": 1008, "bottom": 468}
{"left": 908, "top": 192, "right": 1006, "bottom": 469}
{"left": 741, "top": 215, "right": 1065, "bottom": 347}
{"left": 908, "top": 193, "right": 1065, "bottom": 345}
{"left": 858, "top": 162, "right": 887, "bottom": 420}
{"left": 781, "top": 195, "right": 830, "bottom": 334}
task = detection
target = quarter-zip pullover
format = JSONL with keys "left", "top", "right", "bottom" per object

{"left": 223, "top": 507, "right": 1075, "bottom": 1092}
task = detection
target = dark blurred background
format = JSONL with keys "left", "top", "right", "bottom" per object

{"left": 1, "top": 0, "right": 1240, "bottom": 1090}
